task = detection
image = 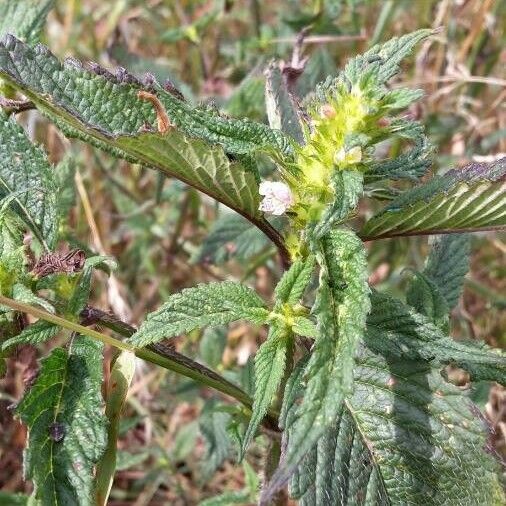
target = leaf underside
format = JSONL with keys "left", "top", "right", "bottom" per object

{"left": 0, "top": 35, "right": 291, "bottom": 224}
{"left": 361, "top": 158, "right": 506, "bottom": 239}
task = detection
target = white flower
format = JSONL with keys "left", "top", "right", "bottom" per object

{"left": 258, "top": 181, "right": 294, "bottom": 216}
{"left": 334, "top": 146, "right": 363, "bottom": 165}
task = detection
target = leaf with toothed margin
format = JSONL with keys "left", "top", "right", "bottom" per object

{"left": 0, "top": 110, "right": 58, "bottom": 249}
{"left": 0, "top": 36, "right": 286, "bottom": 223}
{"left": 16, "top": 337, "right": 107, "bottom": 506}
{"left": 130, "top": 282, "right": 269, "bottom": 348}
{"left": 313, "top": 30, "right": 433, "bottom": 103}
{"left": 263, "top": 230, "right": 370, "bottom": 500}
{"left": 361, "top": 158, "right": 506, "bottom": 239}
{"left": 0, "top": 0, "right": 55, "bottom": 43}
{"left": 0, "top": 35, "right": 291, "bottom": 159}
{"left": 2, "top": 320, "right": 59, "bottom": 350}
{"left": 240, "top": 325, "right": 288, "bottom": 460}
{"left": 269, "top": 292, "right": 505, "bottom": 506}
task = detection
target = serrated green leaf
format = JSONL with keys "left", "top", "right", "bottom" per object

{"left": 406, "top": 271, "right": 449, "bottom": 329}
{"left": 301, "top": 346, "right": 503, "bottom": 505}
{"left": 2, "top": 320, "right": 58, "bottom": 349}
{"left": 315, "top": 30, "right": 432, "bottom": 102}
{"left": 130, "top": 282, "right": 268, "bottom": 347}
{"left": 0, "top": 110, "right": 58, "bottom": 249}
{"left": 291, "top": 316, "right": 317, "bottom": 338}
{"left": 0, "top": 0, "right": 54, "bottom": 44}
{"left": 241, "top": 326, "right": 289, "bottom": 459}
{"left": 366, "top": 137, "right": 432, "bottom": 181}
{"left": 274, "top": 254, "right": 315, "bottom": 305}
{"left": 16, "top": 336, "right": 107, "bottom": 506}
{"left": 0, "top": 37, "right": 290, "bottom": 161}
{"left": 264, "top": 230, "right": 370, "bottom": 499}
{"left": 195, "top": 213, "right": 274, "bottom": 265}
{"left": 424, "top": 234, "right": 471, "bottom": 309}
{"left": 265, "top": 62, "right": 304, "bottom": 143}
{"left": 367, "top": 291, "right": 506, "bottom": 384}
{"left": 284, "top": 298, "right": 504, "bottom": 505}
{"left": 361, "top": 158, "right": 506, "bottom": 239}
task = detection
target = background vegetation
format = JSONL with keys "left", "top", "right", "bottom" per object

{"left": 1, "top": 0, "right": 505, "bottom": 504}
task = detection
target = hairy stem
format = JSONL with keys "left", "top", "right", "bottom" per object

{"left": 0, "top": 295, "right": 279, "bottom": 428}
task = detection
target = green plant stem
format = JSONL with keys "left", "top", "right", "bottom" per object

{"left": 0, "top": 295, "right": 279, "bottom": 427}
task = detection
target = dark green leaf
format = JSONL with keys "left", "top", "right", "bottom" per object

{"left": 0, "top": 109, "right": 58, "bottom": 249}
{"left": 199, "top": 401, "right": 232, "bottom": 480}
{"left": 423, "top": 234, "right": 471, "bottom": 310}
{"left": 367, "top": 291, "right": 506, "bottom": 384}
{"left": 0, "top": 0, "right": 55, "bottom": 43}
{"left": 265, "top": 62, "right": 304, "bottom": 143}
{"left": 241, "top": 326, "right": 289, "bottom": 458}
{"left": 0, "top": 36, "right": 290, "bottom": 157}
{"left": 195, "top": 213, "right": 274, "bottom": 265}
{"left": 274, "top": 254, "right": 315, "bottom": 305}
{"left": 16, "top": 336, "right": 107, "bottom": 506}
{"left": 2, "top": 320, "right": 59, "bottom": 349}
{"left": 406, "top": 271, "right": 449, "bottom": 329}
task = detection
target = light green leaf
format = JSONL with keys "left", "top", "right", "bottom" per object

{"left": 291, "top": 316, "right": 317, "bottom": 338}
{"left": 199, "top": 326, "right": 227, "bottom": 369}
{"left": 264, "top": 230, "right": 370, "bottom": 499}
{"left": 274, "top": 254, "right": 315, "bottom": 305}
{"left": 12, "top": 283, "right": 54, "bottom": 313}
{"left": 241, "top": 326, "right": 289, "bottom": 459}
{"left": 361, "top": 158, "right": 506, "bottom": 239}
{"left": 315, "top": 29, "right": 432, "bottom": 101}
{"left": 423, "top": 233, "right": 471, "bottom": 310}
{"left": 130, "top": 282, "right": 268, "bottom": 347}
{"left": 2, "top": 319, "right": 58, "bottom": 349}
{"left": 311, "top": 170, "right": 363, "bottom": 239}
{"left": 96, "top": 351, "right": 136, "bottom": 506}
{"left": 0, "top": 0, "right": 54, "bottom": 43}
{"left": 0, "top": 110, "right": 58, "bottom": 249}
{"left": 16, "top": 336, "right": 107, "bottom": 506}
